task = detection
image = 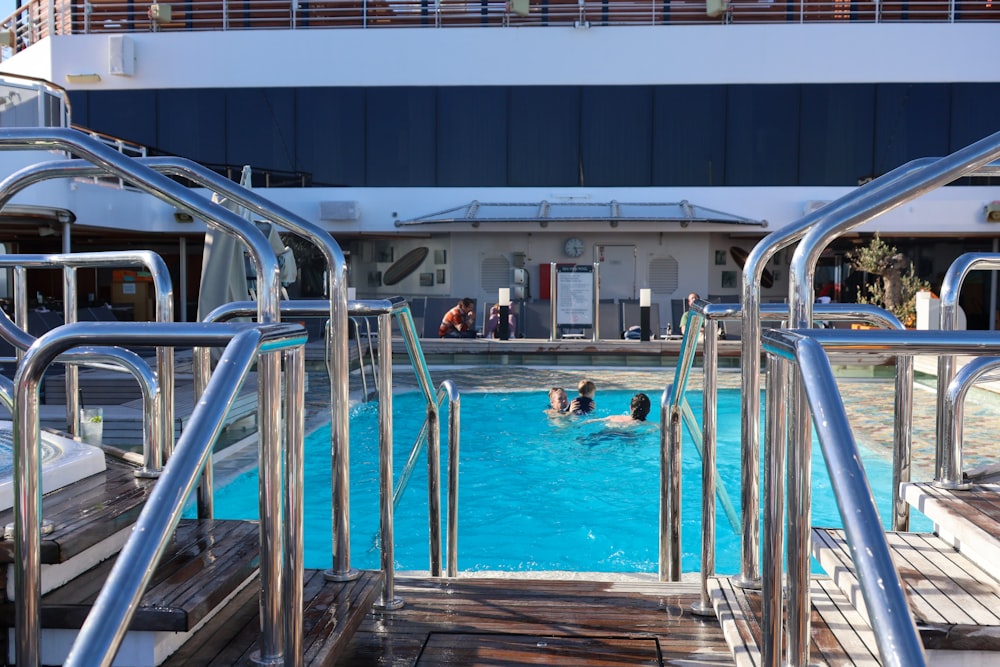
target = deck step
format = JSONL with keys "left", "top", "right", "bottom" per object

{"left": 161, "top": 569, "right": 384, "bottom": 667}
{"left": 901, "top": 482, "right": 1000, "bottom": 570}
{"left": 709, "top": 575, "right": 882, "bottom": 666}
{"left": 0, "top": 456, "right": 155, "bottom": 565}
{"left": 1, "top": 519, "right": 260, "bottom": 630}
{"left": 814, "top": 527, "right": 1000, "bottom": 655}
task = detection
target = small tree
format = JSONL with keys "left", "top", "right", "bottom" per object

{"left": 846, "top": 234, "right": 930, "bottom": 327}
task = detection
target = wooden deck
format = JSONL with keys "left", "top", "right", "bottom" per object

{"left": 330, "top": 576, "right": 734, "bottom": 666}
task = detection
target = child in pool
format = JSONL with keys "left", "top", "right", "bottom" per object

{"left": 569, "top": 379, "right": 596, "bottom": 415}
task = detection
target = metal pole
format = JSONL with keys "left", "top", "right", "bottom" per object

{"left": 761, "top": 354, "right": 787, "bottom": 667}
{"left": 376, "top": 312, "right": 404, "bottom": 610}
{"left": 283, "top": 345, "right": 305, "bottom": 667}
{"left": 691, "top": 317, "right": 717, "bottom": 616}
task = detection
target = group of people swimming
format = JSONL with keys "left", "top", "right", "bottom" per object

{"left": 546, "top": 379, "right": 652, "bottom": 425}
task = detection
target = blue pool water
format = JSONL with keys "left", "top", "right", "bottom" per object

{"left": 208, "top": 388, "right": 928, "bottom": 574}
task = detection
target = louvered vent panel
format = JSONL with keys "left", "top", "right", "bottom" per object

{"left": 480, "top": 256, "right": 511, "bottom": 292}
{"left": 648, "top": 256, "right": 679, "bottom": 294}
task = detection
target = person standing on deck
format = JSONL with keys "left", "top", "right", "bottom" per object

{"left": 679, "top": 292, "right": 700, "bottom": 335}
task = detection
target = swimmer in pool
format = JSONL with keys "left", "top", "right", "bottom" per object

{"left": 586, "top": 393, "right": 654, "bottom": 427}
{"left": 568, "top": 379, "right": 597, "bottom": 416}
{"left": 545, "top": 387, "right": 570, "bottom": 417}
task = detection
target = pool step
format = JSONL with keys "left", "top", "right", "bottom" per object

{"left": 813, "top": 527, "right": 1000, "bottom": 657}
{"left": 0, "top": 456, "right": 157, "bottom": 598}
{"left": 708, "top": 575, "right": 882, "bottom": 666}
{"left": 0, "top": 519, "right": 261, "bottom": 666}
{"left": 900, "top": 482, "right": 1000, "bottom": 569}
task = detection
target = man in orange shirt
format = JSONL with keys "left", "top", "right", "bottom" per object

{"left": 439, "top": 298, "right": 477, "bottom": 338}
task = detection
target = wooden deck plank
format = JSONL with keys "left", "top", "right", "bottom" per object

{"left": 0, "top": 519, "right": 261, "bottom": 632}
{"left": 417, "top": 634, "right": 660, "bottom": 665}
{"left": 708, "top": 575, "right": 880, "bottom": 667}
{"left": 814, "top": 527, "right": 1000, "bottom": 653}
{"left": 160, "top": 569, "right": 383, "bottom": 667}
{"left": 887, "top": 531, "right": 996, "bottom": 626}
{"left": 332, "top": 576, "right": 732, "bottom": 667}
{"left": 0, "top": 456, "right": 155, "bottom": 564}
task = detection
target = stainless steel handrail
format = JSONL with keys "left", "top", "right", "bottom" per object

{"left": 782, "top": 135, "right": 1000, "bottom": 666}
{"left": 137, "top": 155, "right": 354, "bottom": 584}
{"left": 350, "top": 316, "right": 378, "bottom": 400}
{"left": 942, "top": 357, "right": 1000, "bottom": 486}
{"left": 935, "top": 253, "right": 1000, "bottom": 487}
{"left": 14, "top": 321, "right": 306, "bottom": 667}
{"left": 0, "top": 127, "right": 290, "bottom": 664}
{"left": 757, "top": 327, "right": 1000, "bottom": 667}
{"left": 663, "top": 299, "right": 910, "bottom": 594}
{"left": 736, "top": 141, "right": 1000, "bottom": 589}
{"left": 203, "top": 297, "right": 459, "bottom": 579}
{"left": 0, "top": 251, "right": 172, "bottom": 471}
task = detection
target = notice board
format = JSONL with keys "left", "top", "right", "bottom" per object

{"left": 556, "top": 265, "right": 594, "bottom": 326}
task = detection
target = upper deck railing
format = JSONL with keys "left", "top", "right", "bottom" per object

{"left": 1, "top": 0, "right": 996, "bottom": 61}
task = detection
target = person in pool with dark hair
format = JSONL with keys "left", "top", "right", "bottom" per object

{"left": 588, "top": 393, "right": 653, "bottom": 425}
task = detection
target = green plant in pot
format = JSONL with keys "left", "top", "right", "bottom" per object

{"left": 846, "top": 234, "right": 930, "bottom": 328}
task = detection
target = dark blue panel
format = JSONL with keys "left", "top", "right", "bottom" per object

{"left": 873, "top": 84, "right": 950, "bottom": 176}
{"left": 725, "top": 85, "right": 800, "bottom": 186}
{"left": 508, "top": 87, "right": 579, "bottom": 187}
{"left": 366, "top": 88, "right": 436, "bottom": 186}
{"left": 66, "top": 92, "right": 88, "bottom": 127}
{"left": 950, "top": 83, "right": 1000, "bottom": 152}
{"left": 580, "top": 86, "right": 652, "bottom": 187}
{"left": 81, "top": 91, "right": 158, "bottom": 148}
{"left": 296, "top": 88, "right": 365, "bottom": 186}
{"left": 799, "top": 85, "right": 875, "bottom": 186}
{"left": 155, "top": 89, "right": 226, "bottom": 165}
{"left": 651, "top": 86, "right": 726, "bottom": 186}
{"left": 437, "top": 88, "right": 507, "bottom": 186}
{"left": 225, "top": 89, "right": 296, "bottom": 172}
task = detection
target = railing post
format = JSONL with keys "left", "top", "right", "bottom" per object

{"left": 761, "top": 354, "right": 787, "bottom": 667}
{"left": 376, "top": 311, "right": 404, "bottom": 610}
{"left": 691, "top": 315, "right": 717, "bottom": 616}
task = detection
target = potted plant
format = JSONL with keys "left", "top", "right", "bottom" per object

{"left": 846, "top": 234, "right": 930, "bottom": 328}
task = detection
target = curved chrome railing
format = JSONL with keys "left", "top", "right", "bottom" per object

{"left": 0, "top": 251, "right": 171, "bottom": 470}
{"left": 13, "top": 321, "right": 306, "bottom": 667}
{"left": 666, "top": 298, "right": 908, "bottom": 614}
{"left": 138, "top": 155, "right": 356, "bottom": 583}
{"left": 0, "top": 127, "right": 294, "bottom": 664}
{"left": 781, "top": 134, "right": 1000, "bottom": 667}
{"left": 935, "top": 252, "right": 1000, "bottom": 487}
{"left": 760, "top": 327, "right": 1000, "bottom": 667}
{"left": 942, "top": 356, "right": 1000, "bottom": 485}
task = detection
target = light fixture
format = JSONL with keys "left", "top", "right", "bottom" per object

{"left": 64, "top": 73, "right": 102, "bottom": 84}
{"left": 173, "top": 211, "right": 194, "bottom": 223}
{"left": 38, "top": 225, "right": 59, "bottom": 237}
{"left": 986, "top": 201, "right": 1000, "bottom": 222}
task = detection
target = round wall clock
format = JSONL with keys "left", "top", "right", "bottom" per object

{"left": 563, "top": 237, "right": 585, "bottom": 258}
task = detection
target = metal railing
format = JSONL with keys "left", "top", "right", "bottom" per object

{"left": 202, "top": 297, "right": 462, "bottom": 586}
{"left": 663, "top": 298, "right": 911, "bottom": 617}
{"left": 935, "top": 252, "right": 1000, "bottom": 487}
{"left": 12, "top": 321, "right": 307, "bottom": 667}
{"left": 0, "top": 251, "right": 174, "bottom": 471}
{"left": 1, "top": 0, "right": 994, "bottom": 54}
{"left": 760, "top": 328, "right": 1000, "bottom": 666}
{"left": 0, "top": 126, "right": 297, "bottom": 666}
{"left": 737, "top": 137, "right": 1000, "bottom": 590}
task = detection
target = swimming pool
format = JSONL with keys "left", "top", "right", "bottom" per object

{"left": 208, "top": 387, "right": 929, "bottom": 574}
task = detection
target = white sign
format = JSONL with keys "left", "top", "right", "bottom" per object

{"left": 556, "top": 265, "right": 594, "bottom": 326}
